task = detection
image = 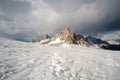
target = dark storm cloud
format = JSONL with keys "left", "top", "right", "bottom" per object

{"left": 43, "top": 0, "right": 96, "bottom": 12}
{"left": 0, "top": 0, "right": 120, "bottom": 41}
{"left": 0, "top": 0, "right": 31, "bottom": 15}
{"left": 43, "top": 0, "right": 120, "bottom": 34}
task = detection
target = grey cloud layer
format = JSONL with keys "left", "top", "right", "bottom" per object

{"left": 0, "top": 0, "right": 120, "bottom": 41}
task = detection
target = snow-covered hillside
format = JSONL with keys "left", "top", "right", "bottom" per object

{"left": 0, "top": 37, "right": 120, "bottom": 80}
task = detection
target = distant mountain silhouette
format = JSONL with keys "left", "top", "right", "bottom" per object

{"left": 86, "top": 36, "right": 120, "bottom": 51}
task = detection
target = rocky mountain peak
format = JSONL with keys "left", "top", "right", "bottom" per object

{"left": 52, "top": 25, "right": 89, "bottom": 46}
{"left": 30, "top": 25, "right": 89, "bottom": 46}
{"left": 53, "top": 25, "right": 77, "bottom": 44}
{"left": 63, "top": 25, "right": 71, "bottom": 33}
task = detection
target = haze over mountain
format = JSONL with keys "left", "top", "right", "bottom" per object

{"left": 0, "top": 0, "right": 120, "bottom": 41}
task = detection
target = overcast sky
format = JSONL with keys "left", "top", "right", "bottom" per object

{"left": 0, "top": 0, "right": 120, "bottom": 41}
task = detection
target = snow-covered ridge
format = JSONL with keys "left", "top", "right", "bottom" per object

{"left": 0, "top": 38, "right": 120, "bottom": 80}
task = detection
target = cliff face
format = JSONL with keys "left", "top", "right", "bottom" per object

{"left": 53, "top": 25, "right": 89, "bottom": 46}
{"left": 77, "top": 34, "right": 89, "bottom": 46}
{"left": 53, "top": 25, "right": 77, "bottom": 44}
{"left": 30, "top": 25, "right": 89, "bottom": 46}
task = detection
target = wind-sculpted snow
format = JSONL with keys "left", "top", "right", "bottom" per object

{"left": 0, "top": 38, "right": 120, "bottom": 80}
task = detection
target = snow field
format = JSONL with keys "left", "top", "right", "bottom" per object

{"left": 0, "top": 38, "right": 120, "bottom": 80}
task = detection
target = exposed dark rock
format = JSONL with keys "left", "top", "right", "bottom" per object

{"left": 44, "top": 35, "right": 50, "bottom": 40}
{"left": 101, "top": 44, "right": 120, "bottom": 51}
{"left": 86, "top": 36, "right": 120, "bottom": 51}
{"left": 86, "top": 36, "right": 109, "bottom": 45}
{"left": 31, "top": 39, "right": 41, "bottom": 43}
{"left": 77, "top": 34, "right": 89, "bottom": 46}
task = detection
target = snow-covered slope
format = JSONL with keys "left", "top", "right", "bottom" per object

{"left": 0, "top": 38, "right": 120, "bottom": 80}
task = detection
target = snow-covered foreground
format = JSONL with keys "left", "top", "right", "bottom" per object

{"left": 0, "top": 38, "right": 120, "bottom": 80}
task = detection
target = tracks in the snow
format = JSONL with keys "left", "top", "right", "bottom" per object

{"left": 49, "top": 49, "right": 76, "bottom": 80}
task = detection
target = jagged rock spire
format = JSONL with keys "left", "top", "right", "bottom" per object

{"left": 53, "top": 25, "right": 78, "bottom": 44}
{"left": 30, "top": 25, "right": 89, "bottom": 46}
{"left": 64, "top": 25, "right": 71, "bottom": 33}
{"left": 53, "top": 25, "right": 89, "bottom": 46}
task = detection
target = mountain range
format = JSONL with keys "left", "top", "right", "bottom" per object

{"left": 31, "top": 25, "right": 120, "bottom": 51}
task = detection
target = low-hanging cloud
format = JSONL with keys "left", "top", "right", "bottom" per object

{"left": 0, "top": 0, "right": 120, "bottom": 41}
